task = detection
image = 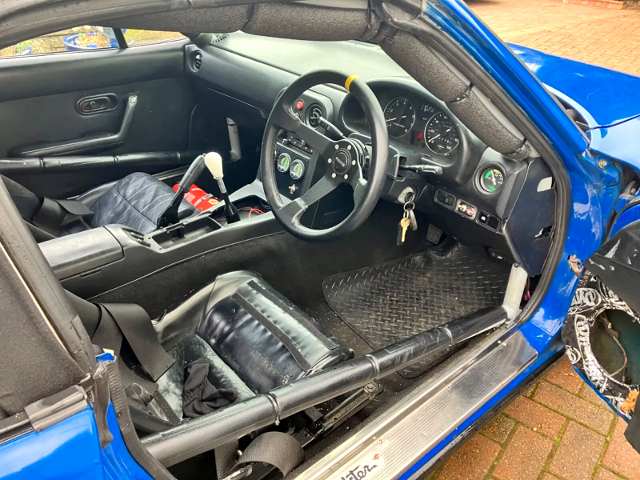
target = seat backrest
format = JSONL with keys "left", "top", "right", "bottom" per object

{"left": 0, "top": 174, "right": 42, "bottom": 221}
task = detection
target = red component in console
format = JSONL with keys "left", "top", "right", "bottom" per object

{"left": 173, "top": 184, "right": 220, "bottom": 211}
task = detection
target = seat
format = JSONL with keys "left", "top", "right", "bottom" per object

{"left": 69, "top": 270, "right": 352, "bottom": 433}
{"left": 2, "top": 172, "right": 195, "bottom": 242}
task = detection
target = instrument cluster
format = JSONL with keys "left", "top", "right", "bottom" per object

{"left": 341, "top": 86, "right": 462, "bottom": 160}
{"left": 382, "top": 96, "right": 460, "bottom": 156}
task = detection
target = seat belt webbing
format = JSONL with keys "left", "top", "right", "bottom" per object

{"left": 93, "top": 303, "right": 175, "bottom": 382}
{"left": 31, "top": 197, "right": 94, "bottom": 236}
{"left": 234, "top": 432, "right": 305, "bottom": 478}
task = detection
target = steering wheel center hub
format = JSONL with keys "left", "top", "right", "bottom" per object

{"left": 333, "top": 149, "right": 352, "bottom": 174}
{"left": 331, "top": 139, "right": 362, "bottom": 176}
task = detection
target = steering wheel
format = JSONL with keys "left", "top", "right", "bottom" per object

{"left": 261, "top": 71, "right": 388, "bottom": 241}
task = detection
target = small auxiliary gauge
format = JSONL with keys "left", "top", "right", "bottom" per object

{"left": 479, "top": 167, "right": 505, "bottom": 193}
{"left": 277, "top": 153, "right": 291, "bottom": 173}
{"left": 290, "top": 159, "right": 306, "bottom": 180}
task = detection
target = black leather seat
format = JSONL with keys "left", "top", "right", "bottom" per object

{"left": 2, "top": 172, "right": 195, "bottom": 242}
{"left": 70, "top": 271, "right": 352, "bottom": 433}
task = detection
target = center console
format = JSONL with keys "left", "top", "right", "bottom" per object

{"left": 40, "top": 180, "right": 283, "bottom": 299}
{"left": 40, "top": 90, "right": 335, "bottom": 299}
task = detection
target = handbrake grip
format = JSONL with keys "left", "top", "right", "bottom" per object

{"left": 157, "top": 154, "right": 205, "bottom": 228}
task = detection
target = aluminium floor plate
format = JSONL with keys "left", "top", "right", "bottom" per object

{"left": 322, "top": 244, "right": 511, "bottom": 377}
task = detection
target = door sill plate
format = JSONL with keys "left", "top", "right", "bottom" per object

{"left": 295, "top": 330, "right": 536, "bottom": 480}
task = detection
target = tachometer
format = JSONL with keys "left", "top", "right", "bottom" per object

{"left": 425, "top": 112, "right": 460, "bottom": 154}
{"left": 384, "top": 97, "right": 415, "bottom": 138}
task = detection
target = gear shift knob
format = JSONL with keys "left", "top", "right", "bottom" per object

{"left": 205, "top": 152, "right": 224, "bottom": 179}
{"left": 204, "top": 151, "right": 240, "bottom": 224}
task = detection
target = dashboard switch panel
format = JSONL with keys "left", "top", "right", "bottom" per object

{"left": 455, "top": 199, "right": 477, "bottom": 220}
{"left": 435, "top": 189, "right": 456, "bottom": 208}
{"left": 477, "top": 211, "right": 500, "bottom": 231}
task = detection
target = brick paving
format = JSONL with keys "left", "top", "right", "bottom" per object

{"left": 467, "top": 0, "right": 640, "bottom": 76}
{"left": 431, "top": 357, "right": 640, "bottom": 479}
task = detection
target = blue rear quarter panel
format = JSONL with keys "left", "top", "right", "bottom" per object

{"left": 0, "top": 405, "right": 152, "bottom": 480}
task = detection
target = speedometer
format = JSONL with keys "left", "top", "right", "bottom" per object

{"left": 384, "top": 97, "right": 415, "bottom": 138}
{"left": 425, "top": 112, "right": 460, "bottom": 154}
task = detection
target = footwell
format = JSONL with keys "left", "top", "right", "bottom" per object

{"left": 322, "top": 243, "right": 511, "bottom": 378}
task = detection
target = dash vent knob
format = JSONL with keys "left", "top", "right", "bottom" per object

{"left": 193, "top": 52, "right": 202, "bottom": 70}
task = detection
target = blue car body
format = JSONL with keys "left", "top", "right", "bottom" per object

{"left": 1, "top": 0, "right": 638, "bottom": 478}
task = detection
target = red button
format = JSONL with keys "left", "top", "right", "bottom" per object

{"left": 295, "top": 100, "right": 304, "bottom": 110}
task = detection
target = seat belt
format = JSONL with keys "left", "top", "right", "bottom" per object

{"left": 223, "top": 432, "right": 305, "bottom": 479}
{"left": 216, "top": 441, "right": 240, "bottom": 479}
{"left": 91, "top": 303, "right": 175, "bottom": 382}
{"left": 31, "top": 197, "right": 94, "bottom": 237}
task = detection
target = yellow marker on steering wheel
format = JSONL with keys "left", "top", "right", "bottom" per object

{"left": 345, "top": 75, "right": 359, "bottom": 91}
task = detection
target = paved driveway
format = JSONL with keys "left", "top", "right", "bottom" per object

{"left": 469, "top": 0, "right": 640, "bottom": 76}
{"left": 432, "top": 357, "right": 639, "bottom": 480}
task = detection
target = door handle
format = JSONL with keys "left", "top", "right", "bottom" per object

{"left": 14, "top": 95, "right": 138, "bottom": 157}
{"left": 77, "top": 94, "right": 118, "bottom": 115}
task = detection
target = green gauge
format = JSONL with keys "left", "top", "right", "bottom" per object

{"left": 277, "top": 153, "right": 291, "bottom": 173}
{"left": 480, "top": 167, "right": 505, "bottom": 193}
{"left": 290, "top": 159, "right": 306, "bottom": 180}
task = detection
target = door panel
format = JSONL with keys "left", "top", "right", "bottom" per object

{"left": 586, "top": 219, "right": 640, "bottom": 314}
{"left": 561, "top": 216, "right": 640, "bottom": 454}
{"left": 0, "top": 39, "right": 200, "bottom": 197}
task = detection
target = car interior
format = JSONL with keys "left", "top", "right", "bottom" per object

{"left": 0, "top": 6, "right": 559, "bottom": 478}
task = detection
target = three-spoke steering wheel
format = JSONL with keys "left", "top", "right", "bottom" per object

{"left": 261, "top": 71, "right": 388, "bottom": 241}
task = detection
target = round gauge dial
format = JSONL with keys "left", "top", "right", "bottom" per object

{"left": 384, "top": 97, "right": 416, "bottom": 138}
{"left": 276, "top": 153, "right": 291, "bottom": 173}
{"left": 479, "top": 167, "right": 505, "bottom": 193}
{"left": 290, "top": 159, "right": 306, "bottom": 180}
{"left": 425, "top": 112, "right": 460, "bottom": 154}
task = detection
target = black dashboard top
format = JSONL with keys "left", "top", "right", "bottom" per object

{"left": 212, "top": 32, "right": 411, "bottom": 85}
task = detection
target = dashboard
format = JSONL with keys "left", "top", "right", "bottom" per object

{"left": 186, "top": 35, "right": 556, "bottom": 276}
{"left": 338, "top": 79, "right": 518, "bottom": 208}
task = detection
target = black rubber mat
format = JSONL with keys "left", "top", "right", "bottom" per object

{"left": 322, "top": 244, "right": 511, "bottom": 378}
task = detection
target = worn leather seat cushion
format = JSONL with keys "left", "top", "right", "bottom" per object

{"left": 2, "top": 172, "right": 195, "bottom": 240}
{"left": 156, "top": 271, "right": 353, "bottom": 394}
{"left": 88, "top": 172, "right": 195, "bottom": 234}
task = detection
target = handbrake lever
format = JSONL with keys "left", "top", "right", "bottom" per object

{"left": 157, "top": 154, "right": 206, "bottom": 228}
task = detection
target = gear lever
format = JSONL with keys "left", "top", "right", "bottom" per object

{"left": 205, "top": 152, "right": 240, "bottom": 224}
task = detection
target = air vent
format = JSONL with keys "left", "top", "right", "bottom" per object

{"left": 306, "top": 104, "right": 324, "bottom": 129}
{"left": 193, "top": 52, "right": 202, "bottom": 70}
